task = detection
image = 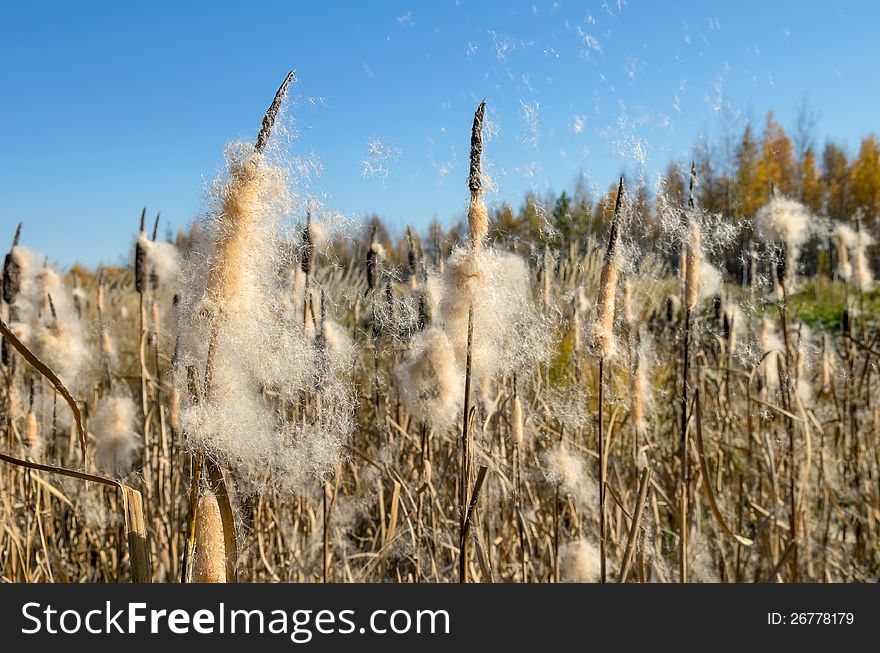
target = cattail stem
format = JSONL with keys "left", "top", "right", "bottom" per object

{"left": 679, "top": 307, "right": 690, "bottom": 583}
{"left": 459, "top": 304, "right": 474, "bottom": 583}
{"left": 322, "top": 481, "right": 330, "bottom": 583}
{"left": 618, "top": 467, "right": 651, "bottom": 583}
{"left": 598, "top": 356, "right": 607, "bottom": 583}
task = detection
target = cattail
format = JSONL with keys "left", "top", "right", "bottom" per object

{"left": 754, "top": 196, "right": 812, "bottom": 288}
{"left": 759, "top": 318, "right": 782, "bottom": 394}
{"left": 169, "top": 384, "right": 181, "bottom": 431}
{"left": 406, "top": 227, "right": 417, "bottom": 289}
{"left": 684, "top": 221, "right": 701, "bottom": 310}
{"left": 468, "top": 100, "right": 488, "bottom": 250}
{"left": 135, "top": 209, "right": 148, "bottom": 294}
{"left": 101, "top": 328, "right": 116, "bottom": 360}
{"left": 853, "top": 231, "right": 874, "bottom": 291}
{"left": 23, "top": 409, "right": 38, "bottom": 450}
{"left": 366, "top": 232, "right": 384, "bottom": 291}
{"left": 836, "top": 228, "right": 852, "bottom": 282}
{"left": 724, "top": 306, "right": 738, "bottom": 354}
{"left": 301, "top": 212, "right": 313, "bottom": 276}
{"left": 96, "top": 283, "right": 106, "bottom": 315}
{"left": 192, "top": 492, "right": 227, "bottom": 583}
{"left": 511, "top": 394, "right": 524, "bottom": 449}
{"left": 2, "top": 222, "right": 22, "bottom": 305}
{"left": 92, "top": 396, "right": 141, "bottom": 476}
{"left": 204, "top": 154, "right": 282, "bottom": 312}
{"left": 590, "top": 177, "right": 623, "bottom": 357}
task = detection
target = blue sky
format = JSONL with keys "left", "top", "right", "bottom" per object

{"left": 1, "top": 0, "right": 878, "bottom": 268}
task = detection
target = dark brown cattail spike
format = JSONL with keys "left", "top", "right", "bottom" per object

{"left": 47, "top": 293, "right": 57, "bottom": 321}
{"left": 406, "top": 227, "right": 416, "bottom": 277}
{"left": 605, "top": 176, "right": 624, "bottom": 262}
{"left": 776, "top": 244, "right": 786, "bottom": 287}
{"left": 468, "top": 99, "right": 487, "bottom": 194}
{"left": 688, "top": 160, "right": 697, "bottom": 209}
{"left": 301, "top": 211, "right": 313, "bottom": 276}
{"left": 135, "top": 208, "right": 147, "bottom": 294}
{"left": 3, "top": 223, "right": 23, "bottom": 305}
{"left": 366, "top": 226, "right": 377, "bottom": 291}
{"left": 152, "top": 212, "right": 161, "bottom": 241}
{"left": 255, "top": 70, "right": 296, "bottom": 155}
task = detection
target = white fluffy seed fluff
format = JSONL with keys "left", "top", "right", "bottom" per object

{"left": 136, "top": 232, "right": 180, "bottom": 290}
{"left": 395, "top": 328, "right": 463, "bottom": 429}
{"left": 853, "top": 239, "right": 874, "bottom": 291}
{"left": 7, "top": 247, "right": 89, "bottom": 390}
{"left": 560, "top": 539, "right": 602, "bottom": 582}
{"left": 543, "top": 441, "right": 598, "bottom": 516}
{"left": 176, "top": 144, "right": 355, "bottom": 492}
{"left": 754, "top": 197, "right": 813, "bottom": 286}
{"left": 438, "top": 245, "right": 551, "bottom": 382}
{"left": 91, "top": 396, "right": 141, "bottom": 476}
{"left": 835, "top": 225, "right": 854, "bottom": 282}
{"left": 833, "top": 223, "right": 873, "bottom": 290}
{"left": 622, "top": 279, "right": 634, "bottom": 326}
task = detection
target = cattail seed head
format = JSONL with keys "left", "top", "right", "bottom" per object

{"left": 135, "top": 210, "right": 148, "bottom": 294}
{"left": 591, "top": 254, "right": 618, "bottom": 357}
{"left": 511, "top": 394, "right": 524, "bottom": 449}
{"left": 468, "top": 100, "right": 486, "bottom": 195}
{"left": 192, "top": 492, "right": 227, "bottom": 583}
{"left": 468, "top": 100, "right": 488, "bottom": 251}
{"left": 468, "top": 195, "right": 489, "bottom": 251}
{"left": 836, "top": 228, "right": 852, "bottom": 282}
{"left": 101, "top": 328, "right": 116, "bottom": 360}
{"left": 23, "top": 409, "right": 38, "bottom": 450}
{"left": 300, "top": 214, "right": 313, "bottom": 276}
{"left": 169, "top": 385, "right": 181, "bottom": 431}
{"left": 2, "top": 223, "right": 22, "bottom": 305}
{"left": 590, "top": 177, "right": 624, "bottom": 358}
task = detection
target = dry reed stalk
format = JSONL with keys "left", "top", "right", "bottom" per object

{"left": 0, "top": 451, "right": 151, "bottom": 582}
{"left": 618, "top": 466, "right": 651, "bottom": 583}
